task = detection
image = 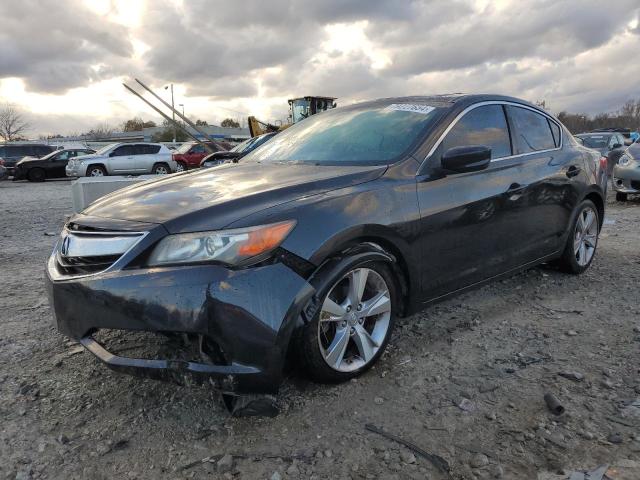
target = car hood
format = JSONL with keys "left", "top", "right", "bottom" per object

{"left": 70, "top": 154, "right": 102, "bottom": 162}
{"left": 16, "top": 156, "right": 39, "bottom": 165}
{"left": 81, "top": 162, "right": 387, "bottom": 233}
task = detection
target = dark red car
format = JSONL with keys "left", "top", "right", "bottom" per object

{"left": 172, "top": 141, "right": 232, "bottom": 171}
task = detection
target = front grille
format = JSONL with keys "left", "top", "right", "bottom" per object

{"left": 56, "top": 254, "right": 122, "bottom": 275}
{"left": 54, "top": 229, "right": 146, "bottom": 277}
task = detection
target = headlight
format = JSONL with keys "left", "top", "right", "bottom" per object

{"left": 147, "top": 220, "right": 296, "bottom": 267}
{"left": 618, "top": 154, "right": 631, "bottom": 166}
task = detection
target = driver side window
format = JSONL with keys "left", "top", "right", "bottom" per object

{"left": 441, "top": 105, "right": 512, "bottom": 160}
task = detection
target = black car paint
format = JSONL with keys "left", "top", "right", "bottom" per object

{"left": 45, "top": 95, "right": 605, "bottom": 394}
{"left": 13, "top": 149, "right": 95, "bottom": 181}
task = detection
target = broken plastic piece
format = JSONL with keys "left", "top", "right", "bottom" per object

{"left": 544, "top": 393, "right": 565, "bottom": 415}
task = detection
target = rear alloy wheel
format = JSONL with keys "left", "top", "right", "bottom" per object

{"left": 557, "top": 200, "right": 599, "bottom": 274}
{"left": 616, "top": 192, "right": 628, "bottom": 202}
{"left": 175, "top": 162, "right": 186, "bottom": 173}
{"left": 87, "top": 165, "right": 106, "bottom": 177}
{"left": 153, "top": 163, "right": 170, "bottom": 175}
{"left": 28, "top": 168, "right": 45, "bottom": 182}
{"left": 300, "top": 261, "right": 396, "bottom": 383}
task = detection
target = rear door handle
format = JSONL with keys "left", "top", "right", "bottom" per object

{"left": 566, "top": 165, "right": 581, "bottom": 178}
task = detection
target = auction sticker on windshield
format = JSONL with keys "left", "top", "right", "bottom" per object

{"left": 385, "top": 104, "right": 436, "bottom": 115}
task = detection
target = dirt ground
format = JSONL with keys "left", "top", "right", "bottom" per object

{"left": 1, "top": 178, "right": 639, "bottom": 480}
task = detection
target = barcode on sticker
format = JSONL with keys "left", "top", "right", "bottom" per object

{"left": 385, "top": 104, "right": 435, "bottom": 115}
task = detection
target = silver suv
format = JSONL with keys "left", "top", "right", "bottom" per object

{"left": 66, "top": 143, "right": 177, "bottom": 177}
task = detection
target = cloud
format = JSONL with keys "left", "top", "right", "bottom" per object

{"left": 1, "top": 0, "right": 639, "bottom": 135}
{"left": 0, "top": 0, "right": 133, "bottom": 93}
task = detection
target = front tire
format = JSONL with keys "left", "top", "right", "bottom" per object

{"left": 152, "top": 163, "right": 171, "bottom": 175}
{"left": 86, "top": 165, "right": 106, "bottom": 177}
{"left": 557, "top": 200, "right": 599, "bottom": 274}
{"left": 616, "top": 192, "right": 628, "bottom": 202}
{"left": 28, "top": 168, "right": 45, "bottom": 182}
{"left": 299, "top": 260, "right": 397, "bottom": 383}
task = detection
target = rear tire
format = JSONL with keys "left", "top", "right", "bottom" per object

{"left": 86, "top": 165, "right": 106, "bottom": 177}
{"left": 616, "top": 192, "right": 628, "bottom": 202}
{"left": 298, "top": 259, "right": 397, "bottom": 383}
{"left": 28, "top": 168, "right": 45, "bottom": 182}
{"left": 152, "top": 163, "right": 171, "bottom": 175}
{"left": 175, "top": 161, "right": 187, "bottom": 173}
{"left": 556, "top": 199, "right": 599, "bottom": 274}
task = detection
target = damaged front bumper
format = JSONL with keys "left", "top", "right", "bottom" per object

{"left": 45, "top": 222, "right": 314, "bottom": 394}
{"left": 612, "top": 163, "right": 640, "bottom": 194}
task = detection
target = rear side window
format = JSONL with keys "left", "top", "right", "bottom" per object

{"left": 147, "top": 144, "right": 161, "bottom": 154}
{"left": 441, "top": 105, "right": 512, "bottom": 159}
{"left": 192, "top": 144, "right": 206, "bottom": 154}
{"left": 507, "top": 106, "right": 556, "bottom": 153}
{"left": 548, "top": 120, "right": 561, "bottom": 147}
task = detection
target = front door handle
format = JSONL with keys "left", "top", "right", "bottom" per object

{"left": 506, "top": 183, "right": 526, "bottom": 194}
{"left": 566, "top": 165, "right": 581, "bottom": 178}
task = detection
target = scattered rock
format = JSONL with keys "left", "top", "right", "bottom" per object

{"left": 324, "top": 449, "right": 333, "bottom": 458}
{"left": 600, "top": 379, "right": 614, "bottom": 390}
{"left": 470, "top": 453, "right": 489, "bottom": 468}
{"left": 286, "top": 462, "right": 299, "bottom": 475}
{"left": 608, "top": 432, "right": 623, "bottom": 444}
{"left": 374, "top": 397, "right": 384, "bottom": 405}
{"left": 485, "top": 412, "right": 497, "bottom": 421}
{"left": 489, "top": 464, "right": 504, "bottom": 478}
{"left": 399, "top": 451, "right": 416, "bottom": 464}
{"left": 216, "top": 454, "right": 234, "bottom": 473}
{"left": 558, "top": 371, "right": 585, "bottom": 382}
{"left": 566, "top": 330, "right": 578, "bottom": 336}
{"left": 457, "top": 398, "right": 476, "bottom": 412}
{"left": 270, "top": 472, "right": 282, "bottom": 480}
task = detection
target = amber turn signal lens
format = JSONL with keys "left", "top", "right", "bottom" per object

{"left": 238, "top": 221, "right": 296, "bottom": 257}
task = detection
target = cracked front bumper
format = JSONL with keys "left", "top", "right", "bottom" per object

{"left": 45, "top": 254, "right": 314, "bottom": 394}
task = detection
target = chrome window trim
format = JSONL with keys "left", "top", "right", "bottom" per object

{"left": 420, "top": 100, "right": 563, "bottom": 170}
{"left": 48, "top": 229, "right": 149, "bottom": 281}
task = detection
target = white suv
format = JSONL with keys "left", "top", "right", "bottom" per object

{"left": 66, "top": 143, "right": 177, "bottom": 177}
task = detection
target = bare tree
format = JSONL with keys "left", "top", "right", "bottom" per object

{"left": 84, "top": 122, "right": 115, "bottom": 140}
{"left": 0, "top": 103, "right": 30, "bottom": 141}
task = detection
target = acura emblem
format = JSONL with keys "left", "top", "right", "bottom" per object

{"left": 60, "top": 235, "right": 71, "bottom": 256}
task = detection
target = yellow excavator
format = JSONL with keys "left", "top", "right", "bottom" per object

{"left": 248, "top": 96, "right": 337, "bottom": 137}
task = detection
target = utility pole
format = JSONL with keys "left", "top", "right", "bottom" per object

{"left": 165, "top": 84, "right": 175, "bottom": 142}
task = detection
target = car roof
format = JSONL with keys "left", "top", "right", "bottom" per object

{"left": 347, "top": 94, "right": 547, "bottom": 114}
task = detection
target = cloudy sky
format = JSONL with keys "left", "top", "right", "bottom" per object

{"left": 0, "top": 0, "right": 639, "bottom": 137}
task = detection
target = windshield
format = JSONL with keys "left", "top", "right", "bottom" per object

{"left": 95, "top": 143, "right": 118, "bottom": 155}
{"left": 577, "top": 135, "right": 609, "bottom": 149}
{"left": 176, "top": 142, "right": 195, "bottom": 154}
{"left": 233, "top": 134, "right": 273, "bottom": 154}
{"left": 244, "top": 104, "right": 442, "bottom": 165}
{"left": 40, "top": 150, "right": 59, "bottom": 160}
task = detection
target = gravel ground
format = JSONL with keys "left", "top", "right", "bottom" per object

{"left": 1, "top": 178, "right": 639, "bottom": 480}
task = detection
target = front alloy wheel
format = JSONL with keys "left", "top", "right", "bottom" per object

{"left": 319, "top": 268, "right": 391, "bottom": 371}
{"left": 299, "top": 260, "right": 396, "bottom": 383}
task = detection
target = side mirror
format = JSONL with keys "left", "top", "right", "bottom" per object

{"left": 612, "top": 143, "right": 623, "bottom": 149}
{"left": 441, "top": 146, "right": 491, "bottom": 173}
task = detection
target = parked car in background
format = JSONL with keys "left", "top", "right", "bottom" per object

{"left": 612, "top": 140, "right": 640, "bottom": 201}
{"left": 66, "top": 143, "right": 176, "bottom": 177}
{"left": 172, "top": 141, "right": 232, "bottom": 171}
{"left": 575, "top": 132, "right": 626, "bottom": 176}
{"left": 591, "top": 127, "right": 634, "bottom": 146}
{"left": 13, "top": 148, "right": 96, "bottom": 182}
{"left": 0, "top": 144, "right": 56, "bottom": 176}
{"left": 200, "top": 133, "right": 276, "bottom": 168}
{"left": 45, "top": 94, "right": 606, "bottom": 412}
{"left": 0, "top": 159, "right": 6, "bottom": 180}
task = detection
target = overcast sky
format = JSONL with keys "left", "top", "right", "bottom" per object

{"left": 0, "top": 0, "right": 638, "bottom": 137}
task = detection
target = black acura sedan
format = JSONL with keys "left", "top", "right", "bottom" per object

{"left": 13, "top": 148, "right": 95, "bottom": 181}
{"left": 46, "top": 95, "right": 606, "bottom": 409}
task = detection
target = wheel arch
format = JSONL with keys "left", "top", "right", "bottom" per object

{"left": 582, "top": 189, "right": 605, "bottom": 229}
